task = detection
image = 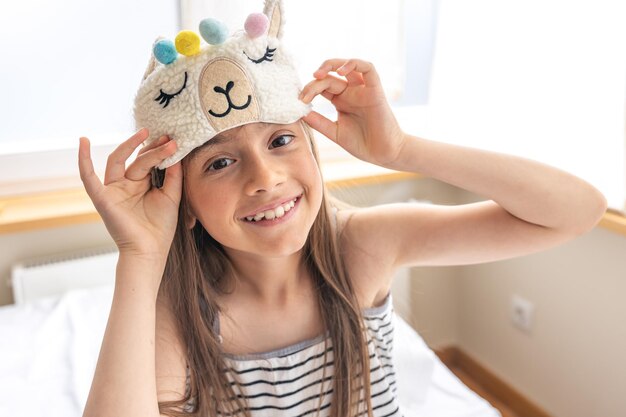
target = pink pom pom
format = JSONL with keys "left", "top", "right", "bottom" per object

{"left": 244, "top": 13, "right": 269, "bottom": 38}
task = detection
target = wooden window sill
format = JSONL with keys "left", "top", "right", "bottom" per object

{"left": 598, "top": 209, "right": 626, "bottom": 237}
{"left": 1, "top": 158, "right": 620, "bottom": 236}
{"left": 0, "top": 161, "right": 417, "bottom": 234}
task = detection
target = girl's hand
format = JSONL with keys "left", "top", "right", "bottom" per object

{"left": 300, "top": 58, "right": 406, "bottom": 168}
{"left": 78, "top": 129, "right": 183, "bottom": 261}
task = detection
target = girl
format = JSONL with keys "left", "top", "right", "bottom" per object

{"left": 78, "top": 4, "right": 607, "bottom": 417}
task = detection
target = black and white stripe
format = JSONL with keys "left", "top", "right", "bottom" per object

{"left": 186, "top": 294, "right": 403, "bottom": 417}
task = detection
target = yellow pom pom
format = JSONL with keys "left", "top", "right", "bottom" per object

{"left": 175, "top": 31, "right": 201, "bottom": 56}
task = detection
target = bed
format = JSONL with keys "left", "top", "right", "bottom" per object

{"left": 0, "top": 281, "right": 501, "bottom": 417}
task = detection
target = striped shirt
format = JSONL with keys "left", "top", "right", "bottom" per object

{"left": 184, "top": 293, "right": 402, "bottom": 417}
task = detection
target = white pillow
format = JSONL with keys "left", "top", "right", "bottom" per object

{"left": 392, "top": 313, "right": 436, "bottom": 406}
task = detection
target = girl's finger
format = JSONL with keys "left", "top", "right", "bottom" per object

{"left": 300, "top": 75, "right": 347, "bottom": 104}
{"left": 344, "top": 70, "right": 364, "bottom": 86}
{"left": 104, "top": 128, "right": 149, "bottom": 185}
{"left": 303, "top": 111, "right": 338, "bottom": 143}
{"left": 137, "top": 135, "right": 169, "bottom": 157}
{"left": 160, "top": 160, "right": 183, "bottom": 204}
{"left": 125, "top": 138, "right": 177, "bottom": 181}
{"left": 78, "top": 137, "right": 104, "bottom": 199}
{"left": 320, "top": 91, "right": 335, "bottom": 102}
{"left": 313, "top": 60, "right": 338, "bottom": 79}
{"left": 315, "top": 58, "right": 381, "bottom": 86}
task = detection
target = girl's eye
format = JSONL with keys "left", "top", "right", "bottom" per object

{"left": 269, "top": 134, "right": 294, "bottom": 149}
{"left": 208, "top": 157, "right": 234, "bottom": 171}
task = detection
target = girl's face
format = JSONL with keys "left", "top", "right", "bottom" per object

{"left": 182, "top": 121, "right": 323, "bottom": 259}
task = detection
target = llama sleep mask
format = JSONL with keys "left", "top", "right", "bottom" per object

{"left": 133, "top": 0, "right": 311, "bottom": 169}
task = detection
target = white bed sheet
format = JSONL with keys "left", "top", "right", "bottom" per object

{"left": 0, "top": 285, "right": 500, "bottom": 417}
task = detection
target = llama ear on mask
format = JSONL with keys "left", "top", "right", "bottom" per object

{"left": 141, "top": 37, "right": 165, "bottom": 81}
{"left": 263, "top": 0, "right": 284, "bottom": 39}
{"left": 141, "top": 52, "right": 157, "bottom": 81}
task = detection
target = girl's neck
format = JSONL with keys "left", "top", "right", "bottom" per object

{"left": 224, "top": 248, "right": 310, "bottom": 306}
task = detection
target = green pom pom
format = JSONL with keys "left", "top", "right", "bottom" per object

{"left": 199, "top": 18, "right": 228, "bottom": 45}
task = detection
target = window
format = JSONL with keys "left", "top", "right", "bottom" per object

{"left": 1, "top": 0, "right": 435, "bottom": 195}
{"left": 423, "top": 0, "right": 626, "bottom": 210}
{"left": 14, "top": 0, "right": 621, "bottom": 212}
{"left": 0, "top": 0, "right": 179, "bottom": 194}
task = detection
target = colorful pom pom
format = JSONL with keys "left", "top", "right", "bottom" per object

{"left": 175, "top": 31, "right": 201, "bottom": 56}
{"left": 244, "top": 13, "right": 269, "bottom": 38}
{"left": 199, "top": 18, "right": 228, "bottom": 45}
{"left": 153, "top": 39, "right": 178, "bottom": 65}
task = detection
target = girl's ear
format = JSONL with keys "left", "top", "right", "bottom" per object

{"left": 185, "top": 207, "right": 198, "bottom": 230}
{"left": 181, "top": 180, "right": 198, "bottom": 229}
{"left": 263, "top": 0, "right": 284, "bottom": 39}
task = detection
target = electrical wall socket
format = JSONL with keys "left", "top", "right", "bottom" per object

{"left": 511, "top": 294, "right": 534, "bottom": 333}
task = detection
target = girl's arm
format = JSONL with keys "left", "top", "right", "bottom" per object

{"left": 79, "top": 131, "right": 185, "bottom": 417}
{"left": 84, "top": 257, "right": 189, "bottom": 417}
{"left": 300, "top": 59, "right": 607, "bottom": 275}
{"left": 83, "top": 258, "right": 164, "bottom": 417}
{"left": 392, "top": 134, "right": 606, "bottom": 235}
{"left": 338, "top": 136, "right": 606, "bottom": 269}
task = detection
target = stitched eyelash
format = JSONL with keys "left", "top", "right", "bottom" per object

{"left": 154, "top": 72, "right": 188, "bottom": 108}
{"left": 243, "top": 46, "right": 276, "bottom": 64}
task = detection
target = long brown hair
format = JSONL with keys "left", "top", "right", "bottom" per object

{"left": 157, "top": 123, "right": 374, "bottom": 417}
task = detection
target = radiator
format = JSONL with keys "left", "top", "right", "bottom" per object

{"left": 10, "top": 246, "right": 118, "bottom": 305}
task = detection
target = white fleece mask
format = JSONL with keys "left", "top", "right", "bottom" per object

{"left": 133, "top": 0, "right": 311, "bottom": 169}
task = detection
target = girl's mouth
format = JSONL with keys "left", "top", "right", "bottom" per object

{"left": 242, "top": 195, "right": 301, "bottom": 224}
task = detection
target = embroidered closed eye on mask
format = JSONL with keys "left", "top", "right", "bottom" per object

{"left": 134, "top": 0, "right": 311, "bottom": 169}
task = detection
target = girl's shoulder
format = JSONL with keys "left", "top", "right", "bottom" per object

{"left": 333, "top": 206, "right": 396, "bottom": 309}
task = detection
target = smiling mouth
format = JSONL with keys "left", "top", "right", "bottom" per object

{"left": 243, "top": 195, "right": 301, "bottom": 222}
{"left": 208, "top": 81, "right": 252, "bottom": 118}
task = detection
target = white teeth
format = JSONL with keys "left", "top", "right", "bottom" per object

{"left": 246, "top": 197, "right": 298, "bottom": 222}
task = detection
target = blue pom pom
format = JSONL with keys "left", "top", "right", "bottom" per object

{"left": 199, "top": 18, "right": 228, "bottom": 45}
{"left": 153, "top": 39, "right": 177, "bottom": 65}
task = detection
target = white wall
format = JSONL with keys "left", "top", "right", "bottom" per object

{"left": 456, "top": 220, "right": 626, "bottom": 417}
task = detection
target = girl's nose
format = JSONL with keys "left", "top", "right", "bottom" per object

{"left": 242, "top": 154, "right": 285, "bottom": 194}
